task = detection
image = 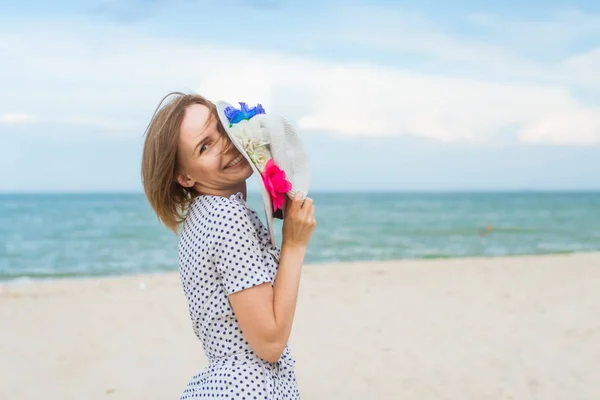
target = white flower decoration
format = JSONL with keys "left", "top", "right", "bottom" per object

{"left": 249, "top": 146, "right": 271, "bottom": 171}
{"left": 230, "top": 119, "right": 272, "bottom": 171}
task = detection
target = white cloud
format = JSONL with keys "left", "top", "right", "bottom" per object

{"left": 291, "top": 66, "right": 578, "bottom": 142}
{"left": 519, "top": 109, "right": 600, "bottom": 146}
{"left": 0, "top": 113, "right": 35, "bottom": 125}
{"left": 1, "top": 20, "right": 599, "bottom": 147}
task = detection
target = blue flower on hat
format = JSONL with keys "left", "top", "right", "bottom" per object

{"left": 224, "top": 102, "right": 266, "bottom": 124}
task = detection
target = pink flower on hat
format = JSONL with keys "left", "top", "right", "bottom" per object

{"left": 262, "top": 159, "right": 292, "bottom": 212}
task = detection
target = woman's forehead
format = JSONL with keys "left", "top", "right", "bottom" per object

{"left": 180, "top": 104, "right": 216, "bottom": 142}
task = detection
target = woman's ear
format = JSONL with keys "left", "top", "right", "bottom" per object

{"left": 176, "top": 172, "right": 195, "bottom": 188}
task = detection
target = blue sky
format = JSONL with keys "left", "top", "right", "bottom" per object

{"left": 1, "top": 0, "right": 599, "bottom": 192}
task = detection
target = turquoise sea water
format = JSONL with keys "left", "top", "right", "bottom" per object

{"left": 1, "top": 192, "right": 599, "bottom": 281}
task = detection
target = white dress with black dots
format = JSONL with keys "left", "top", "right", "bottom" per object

{"left": 177, "top": 192, "right": 300, "bottom": 399}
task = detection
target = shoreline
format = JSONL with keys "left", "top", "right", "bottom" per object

{"left": 2, "top": 250, "right": 599, "bottom": 286}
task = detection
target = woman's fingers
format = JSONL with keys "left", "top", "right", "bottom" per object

{"left": 299, "top": 197, "right": 313, "bottom": 215}
{"left": 285, "top": 193, "right": 315, "bottom": 223}
{"left": 286, "top": 192, "right": 303, "bottom": 215}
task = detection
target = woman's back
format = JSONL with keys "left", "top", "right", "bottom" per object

{"left": 177, "top": 193, "right": 299, "bottom": 399}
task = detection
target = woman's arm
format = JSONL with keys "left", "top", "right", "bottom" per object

{"left": 229, "top": 194, "right": 315, "bottom": 363}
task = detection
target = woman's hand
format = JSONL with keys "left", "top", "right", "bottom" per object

{"left": 282, "top": 192, "right": 316, "bottom": 249}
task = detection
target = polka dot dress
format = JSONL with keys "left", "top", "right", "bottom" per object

{"left": 177, "top": 192, "right": 300, "bottom": 399}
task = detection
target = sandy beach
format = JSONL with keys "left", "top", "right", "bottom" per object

{"left": 2, "top": 253, "right": 599, "bottom": 399}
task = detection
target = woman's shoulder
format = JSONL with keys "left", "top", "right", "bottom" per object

{"left": 184, "top": 192, "right": 252, "bottom": 231}
{"left": 191, "top": 192, "right": 249, "bottom": 216}
{"left": 179, "top": 194, "right": 245, "bottom": 249}
{"left": 181, "top": 192, "right": 260, "bottom": 252}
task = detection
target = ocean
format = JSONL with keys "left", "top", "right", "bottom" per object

{"left": 1, "top": 192, "right": 599, "bottom": 281}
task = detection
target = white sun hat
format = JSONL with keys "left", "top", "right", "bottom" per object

{"left": 215, "top": 101, "right": 311, "bottom": 247}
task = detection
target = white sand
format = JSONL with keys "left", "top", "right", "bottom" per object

{"left": 2, "top": 253, "right": 600, "bottom": 399}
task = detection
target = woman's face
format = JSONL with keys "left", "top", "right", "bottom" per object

{"left": 176, "top": 104, "right": 253, "bottom": 197}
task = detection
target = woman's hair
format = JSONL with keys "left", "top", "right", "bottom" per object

{"left": 141, "top": 92, "right": 231, "bottom": 234}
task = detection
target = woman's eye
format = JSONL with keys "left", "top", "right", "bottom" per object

{"left": 200, "top": 143, "right": 209, "bottom": 154}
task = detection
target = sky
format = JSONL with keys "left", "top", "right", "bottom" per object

{"left": 1, "top": 0, "right": 599, "bottom": 192}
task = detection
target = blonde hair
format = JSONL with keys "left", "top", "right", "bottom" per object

{"left": 141, "top": 92, "right": 231, "bottom": 234}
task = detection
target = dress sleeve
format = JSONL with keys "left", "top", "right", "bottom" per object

{"left": 210, "top": 198, "right": 273, "bottom": 296}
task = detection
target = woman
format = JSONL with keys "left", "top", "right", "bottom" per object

{"left": 141, "top": 92, "right": 316, "bottom": 399}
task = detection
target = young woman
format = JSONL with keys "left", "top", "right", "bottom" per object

{"left": 141, "top": 92, "right": 316, "bottom": 399}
